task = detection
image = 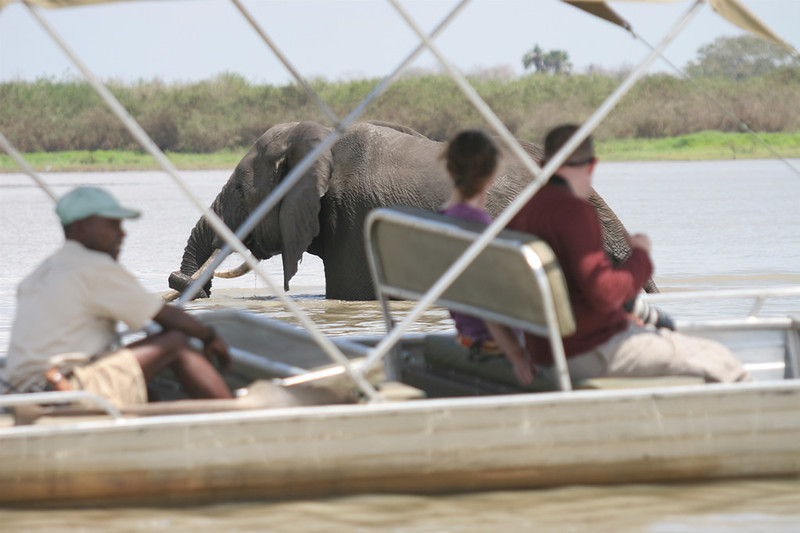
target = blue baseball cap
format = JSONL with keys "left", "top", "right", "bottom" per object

{"left": 56, "top": 186, "right": 141, "bottom": 226}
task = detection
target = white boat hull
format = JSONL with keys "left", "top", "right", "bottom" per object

{"left": 2, "top": 380, "right": 798, "bottom": 505}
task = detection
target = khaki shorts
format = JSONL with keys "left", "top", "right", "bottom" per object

{"left": 69, "top": 348, "right": 148, "bottom": 406}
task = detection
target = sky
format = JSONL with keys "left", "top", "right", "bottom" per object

{"left": 0, "top": 0, "right": 798, "bottom": 85}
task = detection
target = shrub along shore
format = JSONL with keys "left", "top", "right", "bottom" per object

{"left": 2, "top": 131, "right": 798, "bottom": 173}
{"left": 2, "top": 71, "right": 798, "bottom": 171}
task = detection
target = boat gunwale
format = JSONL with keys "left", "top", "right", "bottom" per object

{"left": 2, "top": 379, "right": 799, "bottom": 439}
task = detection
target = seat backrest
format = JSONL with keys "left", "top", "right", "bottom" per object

{"left": 365, "top": 206, "right": 575, "bottom": 338}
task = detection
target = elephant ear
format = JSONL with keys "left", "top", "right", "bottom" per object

{"left": 278, "top": 122, "right": 332, "bottom": 291}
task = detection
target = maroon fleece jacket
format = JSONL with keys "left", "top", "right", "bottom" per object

{"left": 508, "top": 177, "right": 653, "bottom": 365}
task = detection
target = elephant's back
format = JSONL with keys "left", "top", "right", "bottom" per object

{"left": 485, "top": 139, "right": 542, "bottom": 217}
{"left": 331, "top": 122, "right": 451, "bottom": 209}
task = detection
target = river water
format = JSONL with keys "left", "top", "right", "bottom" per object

{"left": 1, "top": 160, "right": 800, "bottom": 530}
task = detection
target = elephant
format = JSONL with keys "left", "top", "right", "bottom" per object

{"left": 169, "top": 120, "right": 652, "bottom": 301}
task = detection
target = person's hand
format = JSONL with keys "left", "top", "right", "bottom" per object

{"left": 204, "top": 333, "right": 232, "bottom": 372}
{"left": 628, "top": 233, "right": 652, "bottom": 254}
{"left": 510, "top": 350, "right": 534, "bottom": 386}
{"left": 627, "top": 312, "right": 645, "bottom": 327}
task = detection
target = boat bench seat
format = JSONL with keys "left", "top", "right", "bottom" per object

{"left": 365, "top": 206, "right": 704, "bottom": 394}
{"left": 421, "top": 333, "right": 560, "bottom": 394}
{"left": 421, "top": 333, "right": 703, "bottom": 395}
{"left": 366, "top": 205, "right": 577, "bottom": 391}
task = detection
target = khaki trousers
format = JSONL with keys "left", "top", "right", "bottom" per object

{"left": 537, "top": 323, "right": 751, "bottom": 384}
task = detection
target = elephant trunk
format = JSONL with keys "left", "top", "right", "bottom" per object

{"left": 182, "top": 217, "right": 217, "bottom": 275}
{"left": 168, "top": 217, "right": 216, "bottom": 298}
{"left": 589, "top": 191, "right": 659, "bottom": 294}
{"left": 169, "top": 185, "right": 244, "bottom": 298}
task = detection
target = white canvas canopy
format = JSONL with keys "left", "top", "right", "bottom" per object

{"left": 567, "top": 0, "right": 795, "bottom": 53}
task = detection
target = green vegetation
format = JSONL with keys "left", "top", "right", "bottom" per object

{"left": 0, "top": 149, "right": 247, "bottom": 172}
{"left": 597, "top": 131, "right": 800, "bottom": 161}
{"left": 1, "top": 45, "right": 799, "bottom": 171}
{"left": 686, "top": 35, "right": 800, "bottom": 80}
{"left": 2, "top": 131, "right": 797, "bottom": 172}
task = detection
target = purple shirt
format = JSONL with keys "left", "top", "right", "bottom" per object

{"left": 441, "top": 203, "right": 493, "bottom": 342}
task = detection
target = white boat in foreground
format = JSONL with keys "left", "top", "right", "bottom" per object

{"left": 1, "top": 207, "right": 798, "bottom": 505}
{"left": 3, "top": 376, "right": 799, "bottom": 505}
{"left": 1, "top": 0, "right": 799, "bottom": 506}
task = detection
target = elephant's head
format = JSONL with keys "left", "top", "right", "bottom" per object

{"left": 169, "top": 121, "right": 333, "bottom": 297}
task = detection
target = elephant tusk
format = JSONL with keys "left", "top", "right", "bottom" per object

{"left": 214, "top": 258, "right": 256, "bottom": 279}
{"left": 162, "top": 288, "right": 181, "bottom": 302}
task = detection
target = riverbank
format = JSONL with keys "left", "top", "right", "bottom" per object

{"left": 2, "top": 131, "right": 798, "bottom": 172}
{"left": 0, "top": 149, "right": 246, "bottom": 173}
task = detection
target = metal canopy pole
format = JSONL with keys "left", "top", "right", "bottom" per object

{"left": 168, "top": 0, "right": 470, "bottom": 398}
{"left": 176, "top": 0, "right": 473, "bottom": 307}
{"left": 631, "top": 30, "right": 800, "bottom": 179}
{"left": 0, "top": 131, "right": 57, "bottom": 202}
{"left": 228, "top": 0, "right": 340, "bottom": 127}
{"left": 22, "top": 0, "right": 381, "bottom": 401}
{"left": 16, "top": 0, "right": 706, "bottom": 397}
{"left": 354, "top": 0, "right": 707, "bottom": 386}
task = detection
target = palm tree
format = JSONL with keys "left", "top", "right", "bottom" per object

{"left": 522, "top": 45, "right": 572, "bottom": 74}
{"left": 522, "top": 45, "right": 545, "bottom": 73}
{"left": 544, "top": 50, "right": 572, "bottom": 74}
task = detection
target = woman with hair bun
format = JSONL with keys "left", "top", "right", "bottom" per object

{"left": 439, "top": 130, "right": 534, "bottom": 385}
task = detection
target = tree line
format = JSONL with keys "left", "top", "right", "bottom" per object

{"left": 523, "top": 35, "right": 800, "bottom": 77}
{"left": 1, "top": 66, "right": 798, "bottom": 155}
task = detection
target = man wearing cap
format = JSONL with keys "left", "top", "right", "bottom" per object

{"left": 4, "top": 186, "right": 233, "bottom": 404}
{"left": 507, "top": 124, "right": 750, "bottom": 383}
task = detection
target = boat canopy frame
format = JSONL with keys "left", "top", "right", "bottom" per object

{"left": 1, "top": 0, "right": 798, "bottom": 401}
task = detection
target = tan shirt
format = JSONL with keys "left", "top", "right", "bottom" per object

{"left": 4, "top": 240, "right": 164, "bottom": 391}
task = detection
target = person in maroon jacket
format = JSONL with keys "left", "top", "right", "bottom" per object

{"left": 508, "top": 125, "right": 750, "bottom": 383}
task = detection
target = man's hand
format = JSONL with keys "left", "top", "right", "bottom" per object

{"left": 154, "top": 305, "right": 234, "bottom": 372}
{"left": 628, "top": 233, "right": 652, "bottom": 254}
{"left": 203, "top": 329, "right": 233, "bottom": 372}
{"left": 627, "top": 312, "right": 645, "bottom": 327}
